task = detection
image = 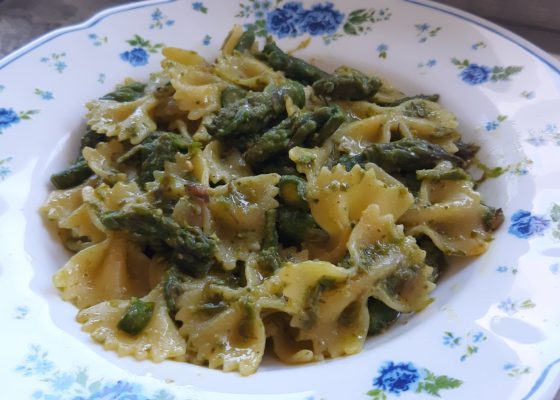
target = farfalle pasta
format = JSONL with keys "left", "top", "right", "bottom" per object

{"left": 41, "top": 27, "right": 502, "bottom": 375}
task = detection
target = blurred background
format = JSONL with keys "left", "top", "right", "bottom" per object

{"left": 0, "top": 0, "right": 558, "bottom": 60}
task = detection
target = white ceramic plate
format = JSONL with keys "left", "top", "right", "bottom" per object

{"left": 1, "top": 1, "right": 560, "bottom": 399}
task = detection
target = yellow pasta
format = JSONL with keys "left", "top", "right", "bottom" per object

{"left": 42, "top": 27, "right": 501, "bottom": 375}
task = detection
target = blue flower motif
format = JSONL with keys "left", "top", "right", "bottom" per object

{"left": 151, "top": 9, "right": 163, "bottom": 20}
{"left": 460, "top": 63, "right": 492, "bottom": 85}
{"left": 51, "top": 372, "right": 74, "bottom": 391}
{"left": 472, "top": 332, "right": 485, "bottom": 343}
{"left": 0, "top": 107, "right": 20, "bottom": 130}
{"left": 120, "top": 48, "right": 149, "bottom": 67}
{"left": 415, "top": 23, "right": 430, "bottom": 32}
{"left": 192, "top": 2, "right": 204, "bottom": 11}
{"left": 54, "top": 60, "right": 67, "bottom": 73}
{"left": 485, "top": 121, "right": 499, "bottom": 131}
{"left": 373, "top": 361, "right": 421, "bottom": 395}
{"left": 426, "top": 59, "right": 437, "bottom": 67}
{"left": 498, "top": 298, "right": 516, "bottom": 315}
{"left": 202, "top": 35, "right": 211, "bottom": 46}
{"left": 41, "top": 91, "right": 54, "bottom": 100}
{"left": 377, "top": 44, "right": 388, "bottom": 52}
{"left": 503, "top": 362, "right": 516, "bottom": 370}
{"left": 74, "top": 381, "right": 149, "bottom": 400}
{"left": 442, "top": 333, "right": 461, "bottom": 348}
{"left": 496, "top": 265, "right": 508, "bottom": 273}
{"left": 298, "top": 2, "right": 344, "bottom": 36}
{"left": 508, "top": 209, "right": 550, "bottom": 239}
{"left": 266, "top": 2, "right": 305, "bottom": 38}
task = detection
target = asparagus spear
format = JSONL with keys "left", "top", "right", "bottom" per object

{"left": 340, "top": 138, "right": 465, "bottom": 174}
{"left": 257, "top": 209, "right": 282, "bottom": 272}
{"left": 118, "top": 131, "right": 191, "bottom": 185}
{"left": 100, "top": 81, "right": 146, "bottom": 102}
{"left": 312, "top": 66, "right": 381, "bottom": 101}
{"left": 50, "top": 128, "right": 107, "bottom": 189}
{"left": 206, "top": 81, "right": 305, "bottom": 142}
{"left": 259, "top": 38, "right": 329, "bottom": 85}
{"left": 243, "top": 106, "right": 344, "bottom": 166}
{"left": 117, "top": 297, "right": 155, "bottom": 335}
{"left": 101, "top": 204, "right": 216, "bottom": 277}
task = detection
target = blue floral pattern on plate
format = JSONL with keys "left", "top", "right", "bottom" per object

{"left": 150, "top": 8, "right": 175, "bottom": 29}
{"left": 415, "top": 23, "right": 441, "bottom": 43}
{"left": 236, "top": 0, "right": 390, "bottom": 44}
{"left": 526, "top": 124, "right": 560, "bottom": 146}
{"left": 485, "top": 114, "right": 507, "bottom": 131}
{"left": 443, "top": 331, "right": 487, "bottom": 362}
{"left": 0, "top": 108, "right": 39, "bottom": 134}
{"left": 34, "top": 88, "right": 54, "bottom": 101}
{"left": 497, "top": 297, "right": 536, "bottom": 316}
{"left": 367, "top": 361, "right": 462, "bottom": 398}
{"left": 15, "top": 345, "right": 176, "bottom": 400}
{"left": 88, "top": 33, "right": 108, "bottom": 46}
{"left": 40, "top": 52, "right": 67, "bottom": 73}
{"left": 192, "top": 1, "right": 208, "bottom": 14}
{"left": 120, "top": 35, "right": 164, "bottom": 67}
{"left": 508, "top": 210, "right": 550, "bottom": 239}
{"left": 451, "top": 58, "right": 522, "bottom": 85}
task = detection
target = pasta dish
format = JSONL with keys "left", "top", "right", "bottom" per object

{"left": 40, "top": 26, "right": 502, "bottom": 375}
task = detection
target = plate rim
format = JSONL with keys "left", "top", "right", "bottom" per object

{"left": 1, "top": 0, "right": 559, "bottom": 75}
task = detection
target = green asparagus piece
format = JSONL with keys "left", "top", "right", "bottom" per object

{"left": 101, "top": 204, "right": 216, "bottom": 277}
{"left": 50, "top": 128, "right": 107, "bottom": 189}
{"left": 100, "top": 81, "right": 146, "bottom": 102}
{"left": 454, "top": 140, "right": 480, "bottom": 164}
{"left": 118, "top": 132, "right": 191, "bottom": 185}
{"left": 278, "top": 175, "right": 308, "bottom": 209}
{"left": 163, "top": 268, "right": 183, "bottom": 319}
{"left": 367, "top": 297, "right": 399, "bottom": 335}
{"left": 221, "top": 85, "right": 249, "bottom": 107}
{"left": 117, "top": 297, "right": 155, "bottom": 335}
{"left": 416, "top": 163, "right": 470, "bottom": 181}
{"left": 312, "top": 66, "right": 381, "bottom": 100}
{"left": 206, "top": 81, "right": 305, "bottom": 143}
{"left": 50, "top": 159, "right": 94, "bottom": 190}
{"left": 259, "top": 38, "right": 329, "bottom": 85}
{"left": 375, "top": 94, "right": 440, "bottom": 107}
{"left": 303, "top": 277, "right": 337, "bottom": 328}
{"left": 340, "top": 138, "right": 465, "bottom": 174}
{"left": 416, "top": 236, "right": 447, "bottom": 283}
{"left": 234, "top": 30, "right": 256, "bottom": 52}
{"left": 257, "top": 209, "right": 282, "bottom": 272}
{"left": 276, "top": 206, "right": 328, "bottom": 246}
{"left": 483, "top": 206, "right": 504, "bottom": 231}
{"left": 243, "top": 106, "right": 344, "bottom": 166}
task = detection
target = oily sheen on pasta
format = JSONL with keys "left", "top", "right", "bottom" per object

{"left": 41, "top": 26, "right": 503, "bottom": 375}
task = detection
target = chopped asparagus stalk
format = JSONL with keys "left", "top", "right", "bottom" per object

{"left": 367, "top": 297, "right": 399, "bottom": 335}
{"left": 312, "top": 66, "right": 381, "bottom": 100}
{"left": 101, "top": 205, "right": 216, "bottom": 277}
{"left": 340, "top": 138, "right": 465, "bottom": 174}
{"left": 278, "top": 175, "right": 308, "bottom": 209}
{"left": 206, "top": 81, "right": 305, "bottom": 143}
{"left": 259, "top": 38, "right": 329, "bottom": 85}
{"left": 117, "top": 297, "right": 155, "bottom": 335}
{"left": 100, "top": 82, "right": 147, "bottom": 102}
